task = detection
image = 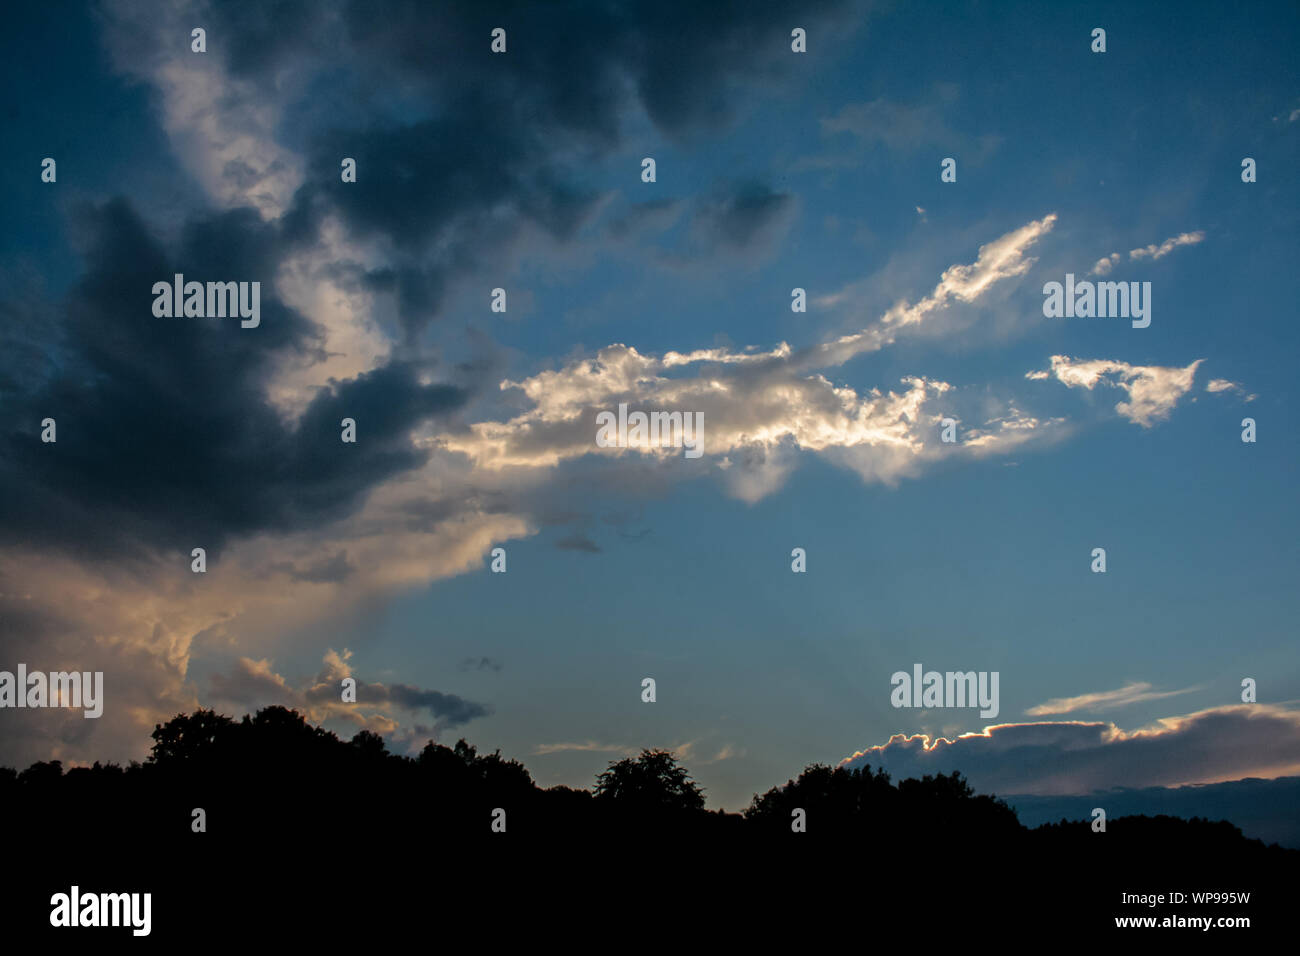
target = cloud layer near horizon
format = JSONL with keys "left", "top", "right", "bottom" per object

{"left": 841, "top": 704, "right": 1300, "bottom": 796}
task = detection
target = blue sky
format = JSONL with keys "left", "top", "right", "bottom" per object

{"left": 1, "top": 0, "right": 1298, "bottom": 814}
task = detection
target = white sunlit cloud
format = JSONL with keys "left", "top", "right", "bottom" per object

{"left": 1028, "top": 355, "right": 1204, "bottom": 427}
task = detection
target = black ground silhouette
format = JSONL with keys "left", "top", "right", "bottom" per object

{"left": 4, "top": 706, "right": 1291, "bottom": 940}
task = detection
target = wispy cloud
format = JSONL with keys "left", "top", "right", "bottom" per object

{"left": 1128, "top": 230, "right": 1205, "bottom": 261}
{"left": 1026, "top": 681, "right": 1201, "bottom": 716}
{"left": 533, "top": 740, "right": 632, "bottom": 756}
{"left": 806, "top": 88, "right": 1002, "bottom": 170}
{"left": 1089, "top": 230, "right": 1204, "bottom": 276}
{"left": 1206, "top": 378, "right": 1257, "bottom": 402}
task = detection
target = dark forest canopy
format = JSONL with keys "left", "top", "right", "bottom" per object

{"left": 1, "top": 705, "right": 1294, "bottom": 862}
{"left": 7, "top": 704, "right": 1297, "bottom": 943}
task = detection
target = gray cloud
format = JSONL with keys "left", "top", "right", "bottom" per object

{"left": 605, "top": 198, "right": 684, "bottom": 241}
{"left": 808, "top": 87, "right": 1002, "bottom": 168}
{"left": 271, "top": 550, "right": 357, "bottom": 584}
{"left": 555, "top": 533, "right": 602, "bottom": 553}
{"left": 686, "top": 181, "right": 798, "bottom": 257}
{"left": 208, "top": 651, "right": 491, "bottom": 731}
{"left": 842, "top": 705, "right": 1300, "bottom": 796}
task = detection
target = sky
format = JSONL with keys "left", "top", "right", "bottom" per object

{"left": 1, "top": 0, "right": 1298, "bottom": 817}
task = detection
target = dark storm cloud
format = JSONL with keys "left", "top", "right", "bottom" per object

{"left": 381, "top": 684, "right": 490, "bottom": 725}
{"left": 284, "top": 106, "right": 607, "bottom": 339}
{"left": 0, "top": 198, "right": 467, "bottom": 560}
{"left": 283, "top": 104, "right": 607, "bottom": 340}
{"left": 234, "top": 0, "right": 855, "bottom": 335}
{"left": 206, "top": 0, "right": 856, "bottom": 137}
{"left": 3, "top": 0, "right": 861, "bottom": 556}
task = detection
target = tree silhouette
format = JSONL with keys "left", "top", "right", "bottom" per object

{"left": 149, "top": 708, "right": 235, "bottom": 764}
{"left": 350, "top": 729, "right": 389, "bottom": 759}
{"left": 593, "top": 748, "right": 705, "bottom": 813}
{"left": 745, "top": 762, "right": 1022, "bottom": 845}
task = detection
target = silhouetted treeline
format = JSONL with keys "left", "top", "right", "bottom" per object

{"left": 3, "top": 707, "right": 735, "bottom": 842}
{"left": 5, "top": 706, "right": 1295, "bottom": 940}
{"left": 4, "top": 706, "right": 1297, "bottom": 856}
